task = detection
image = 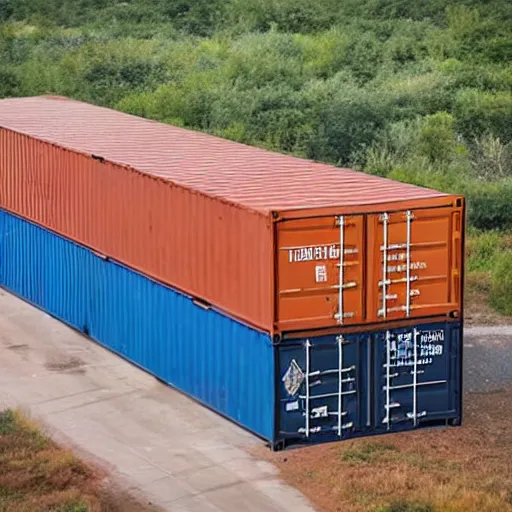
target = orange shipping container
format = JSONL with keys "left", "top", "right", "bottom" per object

{"left": 0, "top": 96, "right": 464, "bottom": 335}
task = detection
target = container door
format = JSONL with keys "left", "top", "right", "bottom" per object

{"left": 278, "top": 333, "right": 370, "bottom": 444}
{"left": 276, "top": 215, "right": 364, "bottom": 332}
{"left": 376, "top": 322, "right": 461, "bottom": 433}
{"left": 367, "top": 206, "right": 463, "bottom": 323}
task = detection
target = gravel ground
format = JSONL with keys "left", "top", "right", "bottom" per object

{"left": 464, "top": 326, "right": 512, "bottom": 393}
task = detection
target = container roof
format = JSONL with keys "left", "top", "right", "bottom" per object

{"left": 0, "top": 96, "right": 447, "bottom": 213}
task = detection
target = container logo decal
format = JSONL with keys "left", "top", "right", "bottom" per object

{"left": 420, "top": 329, "right": 444, "bottom": 343}
{"left": 288, "top": 245, "right": 339, "bottom": 263}
{"left": 282, "top": 359, "right": 305, "bottom": 396}
{"left": 419, "top": 329, "right": 444, "bottom": 360}
{"left": 389, "top": 330, "right": 445, "bottom": 367}
{"left": 315, "top": 265, "right": 328, "bottom": 283}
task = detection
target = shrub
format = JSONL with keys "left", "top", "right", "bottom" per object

{"left": 418, "top": 112, "right": 458, "bottom": 164}
{"left": 158, "top": 0, "right": 226, "bottom": 36}
{"left": 470, "top": 134, "right": 512, "bottom": 180}
{"left": 466, "top": 230, "right": 508, "bottom": 272}
{"left": 440, "top": 62, "right": 512, "bottom": 93}
{"left": 490, "top": 251, "right": 512, "bottom": 315}
{"left": 227, "top": 31, "right": 305, "bottom": 89}
{"left": 455, "top": 89, "right": 512, "bottom": 143}
{"left": 342, "top": 32, "right": 383, "bottom": 82}
{"left": 0, "top": 0, "right": 13, "bottom": 22}
{"left": 228, "top": 0, "right": 337, "bottom": 34}
{"left": 305, "top": 77, "right": 391, "bottom": 164}
{"left": 465, "top": 180, "right": 512, "bottom": 231}
{"left": 0, "top": 69, "right": 20, "bottom": 97}
{"left": 379, "top": 72, "right": 457, "bottom": 120}
{"left": 0, "top": 409, "right": 16, "bottom": 435}
{"left": 295, "top": 28, "right": 349, "bottom": 79}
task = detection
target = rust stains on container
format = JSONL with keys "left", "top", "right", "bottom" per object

{"left": 0, "top": 96, "right": 464, "bottom": 334}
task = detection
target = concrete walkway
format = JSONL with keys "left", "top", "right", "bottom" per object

{"left": 464, "top": 325, "right": 512, "bottom": 393}
{"left": 0, "top": 290, "right": 315, "bottom": 512}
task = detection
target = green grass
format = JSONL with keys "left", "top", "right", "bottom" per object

{"left": 0, "top": 409, "right": 154, "bottom": 511}
{"left": 466, "top": 229, "right": 508, "bottom": 273}
{"left": 0, "top": 409, "right": 96, "bottom": 512}
{"left": 55, "top": 504, "right": 89, "bottom": 512}
{"left": 340, "top": 442, "right": 399, "bottom": 463}
{"left": 0, "top": 410, "right": 17, "bottom": 435}
{"left": 377, "top": 503, "right": 434, "bottom": 512}
{"left": 491, "top": 251, "right": 512, "bottom": 315}
{"left": 465, "top": 231, "right": 512, "bottom": 317}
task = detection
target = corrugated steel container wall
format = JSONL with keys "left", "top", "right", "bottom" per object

{"left": 0, "top": 128, "right": 274, "bottom": 332}
{"left": 0, "top": 209, "right": 275, "bottom": 441}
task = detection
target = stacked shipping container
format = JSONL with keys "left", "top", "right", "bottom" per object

{"left": 0, "top": 96, "right": 464, "bottom": 448}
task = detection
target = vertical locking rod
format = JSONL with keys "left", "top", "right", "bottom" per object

{"left": 338, "top": 216, "right": 345, "bottom": 324}
{"left": 382, "top": 213, "right": 389, "bottom": 318}
{"left": 385, "top": 330, "right": 391, "bottom": 431}
{"left": 305, "top": 339, "right": 311, "bottom": 437}
{"left": 413, "top": 328, "right": 419, "bottom": 427}
{"left": 405, "top": 210, "right": 413, "bottom": 317}
{"left": 337, "top": 335, "right": 343, "bottom": 437}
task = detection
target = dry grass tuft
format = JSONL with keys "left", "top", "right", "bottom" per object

{"left": 262, "top": 389, "right": 512, "bottom": 512}
{"left": 464, "top": 273, "right": 510, "bottom": 325}
{"left": 0, "top": 409, "right": 157, "bottom": 512}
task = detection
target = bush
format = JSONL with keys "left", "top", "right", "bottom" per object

{"left": 0, "top": 409, "right": 16, "bottom": 434}
{"left": 227, "top": 31, "right": 305, "bottom": 89}
{"left": 490, "top": 251, "right": 512, "bottom": 315}
{"left": 465, "top": 180, "right": 512, "bottom": 231}
{"left": 470, "top": 134, "right": 512, "bottom": 180}
{"left": 418, "top": 112, "right": 458, "bottom": 164}
{"left": 305, "top": 77, "right": 391, "bottom": 164}
{"left": 383, "top": 171, "right": 512, "bottom": 231}
{"left": 0, "top": 0, "right": 13, "bottom": 22}
{"left": 342, "top": 31, "right": 383, "bottom": 82}
{"left": 0, "top": 69, "right": 20, "bottom": 97}
{"left": 228, "top": 0, "right": 337, "bottom": 33}
{"left": 455, "top": 89, "right": 512, "bottom": 143}
{"left": 158, "top": 0, "right": 226, "bottom": 36}
{"left": 440, "top": 61, "right": 512, "bottom": 93}
{"left": 466, "top": 230, "right": 509, "bottom": 272}
{"left": 296, "top": 28, "right": 349, "bottom": 78}
{"left": 378, "top": 72, "right": 457, "bottom": 121}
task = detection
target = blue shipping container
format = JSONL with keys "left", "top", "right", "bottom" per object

{"left": 0, "top": 209, "right": 462, "bottom": 449}
{"left": 277, "top": 324, "right": 462, "bottom": 447}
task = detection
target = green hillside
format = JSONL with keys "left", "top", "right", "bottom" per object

{"left": 1, "top": 0, "right": 512, "bottom": 312}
